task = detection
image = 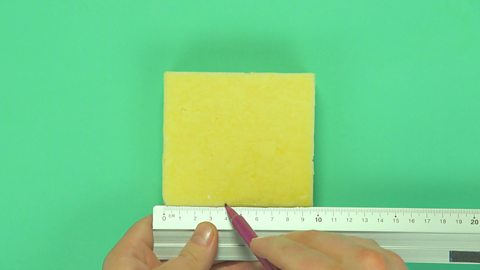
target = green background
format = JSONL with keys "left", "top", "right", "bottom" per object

{"left": 1, "top": 0, "right": 479, "bottom": 269}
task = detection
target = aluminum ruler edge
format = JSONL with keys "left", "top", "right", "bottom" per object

{"left": 152, "top": 206, "right": 480, "bottom": 264}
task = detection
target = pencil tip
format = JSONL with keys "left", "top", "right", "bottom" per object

{"left": 224, "top": 203, "right": 237, "bottom": 218}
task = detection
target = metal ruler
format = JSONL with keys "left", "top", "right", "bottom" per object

{"left": 153, "top": 206, "right": 480, "bottom": 264}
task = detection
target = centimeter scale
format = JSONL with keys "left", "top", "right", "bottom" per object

{"left": 153, "top": 206, "right": 480, "bottom": 264}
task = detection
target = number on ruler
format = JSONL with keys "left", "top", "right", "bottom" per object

{"left": 471, "top": 218, "right": 479, "bottom": 225}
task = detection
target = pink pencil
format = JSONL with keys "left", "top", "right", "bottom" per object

{"left": 224, "top": 203, "right": 278, "bottom": 270}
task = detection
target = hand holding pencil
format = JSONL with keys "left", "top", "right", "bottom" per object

{"left": 225, "top": 203, "right": 405, "bottom": 270}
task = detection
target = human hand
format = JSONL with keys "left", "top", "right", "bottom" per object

{"left": 251, "top": 230, "right": 407, "bottom": 270}
{"left": 103, "top": 215, "right": 260, "bottom": 270}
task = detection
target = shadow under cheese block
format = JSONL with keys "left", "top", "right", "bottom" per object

{"left": 163, "top": 72, "right": 315, "bottom": 206}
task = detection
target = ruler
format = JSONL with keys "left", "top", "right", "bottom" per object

{"left": 153, "top": 206, "right": 480, "bottom": 264}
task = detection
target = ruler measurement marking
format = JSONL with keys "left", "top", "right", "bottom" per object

{"left": 153, "top": 206, "right": 480, "bottom": 264}
{"left": 154, "top": 206, "right": 480, "bottom": 234}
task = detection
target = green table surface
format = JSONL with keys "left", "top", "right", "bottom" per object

{"left": 1, "top": 0, "right": 479, "bottom": 269}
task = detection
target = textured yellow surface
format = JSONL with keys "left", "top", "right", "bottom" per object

{"left": 163, "top": 72, "right": 315, "bottom": 206}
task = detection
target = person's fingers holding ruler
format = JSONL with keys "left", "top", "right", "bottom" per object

{"left": 345, "top": 234, "right": 406, "bottom": 269}
{"left": 284, "top": 230, "right": 367, "bottom": 260}
{"left": 103, "top": 215, "right": 161, "bottom": 270}
{"left": 251, "top": 235, "right": 337, "bottom": 270}
{"left": 284, "top": 231, "right": 407, "bottom": 270}
{"left": 155, "top": 222, "right": 218, "bottom": 270}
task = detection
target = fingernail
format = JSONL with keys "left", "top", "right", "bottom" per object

{"left": 191, "top": 222, "right": 214, "bottom": 246}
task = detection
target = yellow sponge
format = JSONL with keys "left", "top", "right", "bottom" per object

{"left": 163, "top": 72, "right": 315, "bottom": 206}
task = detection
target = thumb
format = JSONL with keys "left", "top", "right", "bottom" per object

{"left": 156, "top": 222, "right": 218, "bottom": 270}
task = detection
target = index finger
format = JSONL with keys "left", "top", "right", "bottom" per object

{"left": 250, "top": 236, "right": 336, "bottom": 270}
{"left": 284, "top": 230, "right": 366, "bottom": 259}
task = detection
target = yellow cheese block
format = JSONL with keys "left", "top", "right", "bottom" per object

{"left": 163, "top": 72, "right": 315, "bottom": 206}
